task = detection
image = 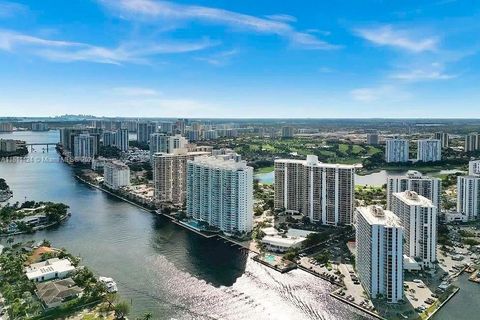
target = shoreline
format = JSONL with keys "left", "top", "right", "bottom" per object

{"left": 0, "top": 213, "right": 70, "bottom": 238}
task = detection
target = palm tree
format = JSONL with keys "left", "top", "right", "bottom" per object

{"left": 137, "top": 312, "right": 152, "bottom": 320}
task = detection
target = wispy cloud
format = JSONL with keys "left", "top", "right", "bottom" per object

{"left": 0, "top": 29, "right": 216, "bottom": 64}
{"left": 355, "top": 25, "right": 438, "bottom": 52}
{"left": 390, "top": 69, "right": 456, "bottom": 81}
{"left": 111, "top": 87, "right": 159, "bottom": 96}
{"left": 350, "top": 85, "right": 410, "bottom": 102}
{"left": 99, "top": 0, "right": 339, "bottom": 50}
{"left": 0, "top": 1, "right": 26, "bottom": 18}
{"left": 196, "top": 49, "right": 239, "bottom": 66}
{"left": 264, "top": 14, "right": 297, "bottom": 23}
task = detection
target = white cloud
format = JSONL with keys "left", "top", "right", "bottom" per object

{"left": 350, "top": 85, "right": 410, "bottom": 102}
{"left": 0, "top": 29, "right": 216, "bottom": 64}
{"left": 264, "top": 14, "right": 297, "bottom": 23}
{"left": 196, "top": 49, "right": 239, "bottom": 66}
{"left": 355, "top": 25, "right": 438, "bottom": 52}
{"left": 390, "top": 69, "right": 455, "bottom": 81}
{"left": 99, "top": 0, "right": 338, "bottom": 50}
{"left": 111, "top": 87, "right": 159, "bottom": 96}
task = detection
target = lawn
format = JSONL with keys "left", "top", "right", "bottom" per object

{"left": 255, "top": 166, "right": 274, "bottom": 174}
{"left": 351, "top": 145, "right": 365, "bottom": 154}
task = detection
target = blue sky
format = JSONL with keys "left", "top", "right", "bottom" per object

{"left": 0, "top": 0, "right": 479, "bottom": 118}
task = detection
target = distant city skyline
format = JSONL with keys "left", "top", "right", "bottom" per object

{"left": 1, "top": 0, "right": 480, "bottom": 118}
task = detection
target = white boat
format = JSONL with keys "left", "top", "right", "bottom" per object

{"left": 98, "top": 276, "right": 118, "bottom": 293}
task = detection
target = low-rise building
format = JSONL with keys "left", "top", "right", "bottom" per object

{"left": 35, "top": 278, "right": 83, "bottom": 309}
{"left": 25, "top": 258, "right": 76, "bottom": 282}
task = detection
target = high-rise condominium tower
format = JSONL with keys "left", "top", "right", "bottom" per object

{"left": 356, "top": 206, "right": 404, "bottom": 303}
{"left": 153, "top": 149, "right": 210, "bottom": 207}
{"left": 385, "top": 138, "right": 409, "bottom": 163}
{"left": 186, "top": 154, "right": 253, "bottom": 234}
{"left": 386, "top": 171, "right": 441, "bottom": 211}
{"left": 391, "top": 191, "right": 437, "bottom": 269}
{"left": 274, "top": 155, "right": 355, "bottom": 226}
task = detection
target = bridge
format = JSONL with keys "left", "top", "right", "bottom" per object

{"left": 17, "top": 142, "right": 59, "bottom": 152}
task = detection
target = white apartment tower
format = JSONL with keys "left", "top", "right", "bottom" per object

{"left": 465, "top": 133, "right": 480, "bottom": 152}
{"left": 417, "top": 139, "right": 441, "bottom": 162}
{"left": 356, "top": 206, "right": 404, "bottom": 303}
{"left": 137, "top": 121, "right": 157, "bottom": 143}
{"left": 73, "top": 133, "right": 98, "bottom": 162}
{"left": 434, "top": 132, "right": 449, "bottom": 148}
{"left": 104, "top": 161, "right": 130, "bottom": 190}
{"left": 274, "top": 155, "right": 355, "bottom": 226}
{"left": 386, "top": 171, "right": 441, "bottom": 211}
{"left": 391, "top": 191, "right": 437, "bottom": 268}
{"left": 468, "top": 160, "right": 480, "bottom": 176}
{"left": 457, "top": 175, "right": 480, "bottom": 220}
{"left": 186, "top": 154, "right": 253, "bottom": 234}
{"left": 149, "top": 133, "right": 188, "bottom": 159}
{"left": 385, "top": 139, "right": 409, "bottom": 163}
{"left": 153, "top": 149, "right": 210, "bottom": 206}
{"left": 115, "top": 128, "right": 129, "bottom": 152}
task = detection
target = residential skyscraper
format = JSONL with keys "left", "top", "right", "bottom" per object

{"left": 115, "top": 128, "right": 129, "bottom": 152}
{"left": 281, "top": 126, "right": 294, "bottom": 138}
{"left": 73, "top": 133, "right": 98, "bottom": 162}
{"left": 102, "top": 131, "right": 116, "bottom": 147}
{"left": 366, "top": 133, "right": 379, "bottom": 145}
{"left": 153, "top": 149, "right": 210, "bottom": 207}
{"left": 274, "top": 155, "right": 355, "bottom": 226}
{"left": 31, "top": 122, "right": 49, "bottom": 131}
{"left": 417, "top": 139, "right": 441, "bottom": 162}
{"left": 386, "top": 171, "right": 441, "bottom": 211}
{"left": 457, "top": 175, "right": 480, "bottom": 220}
{"left": 104, "top": 161, "right": 130, "bottom": 190}
{"left": 385, "top": 138, "right": 409, "bottom": 163}
{"left": 434, "top": 132, "right": 449, "bottom": 148}
{"left": 465, "top": 133, "right": 480, "bottom": 152}
{"left": 137, "top": 121, "right": 157, "bottom": 143}
{"left": 0, "top": 122, "right": 13, "bottom": 132}
{"left": 356, "top": 206, "right": 404, "bottom": 303}
{"left": 391, "top": 191, "right": 437, "bottom": 269}
{"left": 149, "top": 133, "right": 188, "bottom": 159}
{"left": 469, "top": 160, "right": 480, "bottom": 176}
{"left": 186, "top": 154, "right": 253, "bottom": 234}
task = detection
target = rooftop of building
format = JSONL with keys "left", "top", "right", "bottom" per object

{"left": 356, "top": 205, "right": 401, "bottom": 227}
{"left": 189, "top": 154, "right": 250, "bottom": 170}
{"left": 274, "top": 155, "right": 358, "bottom": 169}
{"left": 104, "top": 160, "right": 129, "bottom": 170}
{"left": 25, "top": 258, "right": 76, "bottom": 280}
{"left": 36, "top": 278, "right": 83, "bottom": 306}
{"left": 388, "top": 170, "right": 439, "bottom": 180}
{"left": 392, "top": 190, "right": 435, "bottom": 207}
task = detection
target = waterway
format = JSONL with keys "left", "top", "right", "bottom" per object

{"left": 0, "top": 131, "right": 371, "bottom": 319}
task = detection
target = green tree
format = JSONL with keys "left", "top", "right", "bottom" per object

{"left": 114, "top": 301, "right": 130, "bottom": 320}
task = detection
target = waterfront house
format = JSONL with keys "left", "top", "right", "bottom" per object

{"left": 25, "top": 258, "right": 76, "bottom": 282}
{"left": 35, "top": 278, "right": 83, "bottom": 309}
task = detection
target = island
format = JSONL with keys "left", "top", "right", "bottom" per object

{"left": 0, "top": 201, "right": 70, "bottom": 236}
{"left": 0, "top": 178, "right": 13, "bottom": 202}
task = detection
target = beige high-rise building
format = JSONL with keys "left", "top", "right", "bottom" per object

{"left": 274, "top": 155, "right": 356, "bottom": 226}
{"left": 153, "top": 149, "right": 210, "bottom": 207}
